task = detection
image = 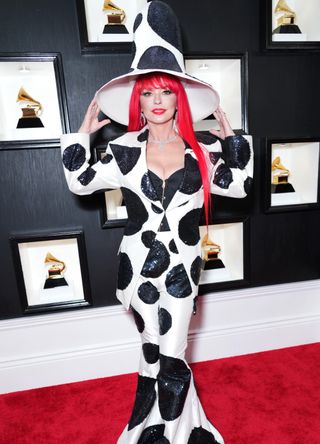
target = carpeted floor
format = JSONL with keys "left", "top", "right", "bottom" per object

{"left": 0, "top": 342, "right": 319, "bottom": 443}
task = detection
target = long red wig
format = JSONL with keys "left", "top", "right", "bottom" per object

{"left": 128, "top": 72, "right": 210, "bottom": 225}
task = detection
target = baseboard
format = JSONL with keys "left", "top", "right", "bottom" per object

{"left": 0, "top": 279, "right": 319, "bottom": 394}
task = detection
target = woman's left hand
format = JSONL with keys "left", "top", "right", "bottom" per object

{"left": 209, "top": 106, "right": 235, "bottom": 140}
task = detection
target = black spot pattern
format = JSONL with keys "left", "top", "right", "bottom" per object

{"left": 209, "top": 152, "right": 222, "bottom": 166}
{"left": 147, "top": 1, "right": 182, "bottom": 51}
{"left": 133, "top": 13, "right": 142, "bottom": 33}
{"left": 141, "top": 238, "right": 170, "bottom": 278}
{"left": 187, "top": 426, "right": 221, "bottom": 444}
{"left": 195, "top": 131, "right": 218, "bottom": 145}
{"left": 137, "top": 424, "right": 170, "bottom": 444}
{"left": 121, "top": 188, "right": 149, "bottom": 236}
{"left": 222, "top": 135, "right": 251, "bottom": 169}
{"left": 143, "top": 342, "right": 159, "bottom": 364}
{"left": 180, "top": 154, "right": 202, "bottom": 195}
{"left": 138, "top": 46, "right": 183, "bottom": 73}
{"left": 131, "top": 41, "right": 136, "bottom": 61}
{"left": 131, "top": 306, "right": 145, "bottom": 333}
{"left": 244, "top": 176, "right": 253, "bottom": 195}
{"left": 178, "top": 209, "right": 202, "bottom": 245}
{"left": 62, "top": 144, "right": 86, "bottom": 171}
{"left": 117, "top": 252, "right": 133, "bottom": 290}
{"left": 151, "top": 203, "right": 163, "bottom": 214}
{"left": 165, "top": 264, "right": 192, "bottom": 298}
{"left": 78, "top": 167, "right": 96, "bottom": 186}
{"left": 137, "top": 129, "right": 149, "bottom": 142}
{"left": 213, "top": 164, "right": 233, "bottom": 189}
{"left": 128, "top": 375, "right": 156, "bottom": 430}
{"left": 158, "top": 354, "right": 191, "bottom": 421}
{"left": 159, "top": 308, "right": 172, "bottom": 335}
{"left": 100, "top": 153, "right": 113, "bottom": 164}
{"left": 141, "top": 173, "right": 159, "bottom": 201}
{"left": 138, "top": 281, "right": 160, "bottom": 304}
{"left": 190, "top": 256, "right": 203, "bottom": 285}
{"left": 110, "top": 144, "right": 141, "bottom": 175}
{"left": 169, "top": 239, "right": 178, "bottom": 254}
{"left": 141, "top": 230, "right": 156, "bottom": 248}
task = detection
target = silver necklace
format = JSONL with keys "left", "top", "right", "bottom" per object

{"left": 148, "top": 133, "right": 177, "bottom": 150}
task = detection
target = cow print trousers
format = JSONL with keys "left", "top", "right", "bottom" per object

{"left": 117, "top": 232, "right": 224, "bottom": 444}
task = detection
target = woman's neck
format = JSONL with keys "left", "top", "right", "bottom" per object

{"left": 147, "top": 120, "right": 176, "bottom": 142}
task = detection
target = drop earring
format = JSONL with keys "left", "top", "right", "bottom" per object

{"left": 140, "top": 112, "right": 146, "bottom": 127}
{"left": 173, "top": 109, "right": 178, "bottom": 132}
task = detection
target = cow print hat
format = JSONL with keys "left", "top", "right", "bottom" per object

{"left": 96, "top": 0, "right": 219, "bottom": 125}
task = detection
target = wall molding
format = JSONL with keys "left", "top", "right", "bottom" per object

{"left": 0, "top": 279, "right": 319, "bottom": 394}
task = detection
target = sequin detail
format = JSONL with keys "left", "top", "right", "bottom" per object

{"left": 195, "top": 131, "right": 219, "bottom": 145}
{"left": 209, "top": 152, "right": 222, "bottom": 166}
{"left": 190, "top": 256, "right": 203, "bottom": 285}
{"left": 110, "top": 144, "right": 141, "bottom": 175}
{"left": 151, "top": 203, "right": 163, "bottom": 214}
{"left": 137, "top": 129, "right": 149, "bottom": 142}
{"left": 100, "top": 153, "right": 113, "bottom": 164}
{"left": 178, "top": 209, "right": 202, "bottom": 245}
{"left": 78, "top": 167, "right": 96, "bottom": 186}
{"left": 141, "top": 172, "right": 159, "bottom": 201}
{"left": 158, "top": 354, "right": 191, "bottom": 421}
{"left": 62, "top": 144, "right": 86, "bottom": 171}
{"left": 187, "top": 426, "right": 221, "bottom": 443}
{"left": 128, "top": 375, "right": 157, "bottom": 430}
{"left": 244, "top": 176, "right": 253, "bottom": 195}
{"left": 131, "top": 306, "right": 145, "bottom": 333}
{"left": 213, "top": 164, "right": 233, "bottom": 189}
{"left": 142, "top": 342, "right": 160, "bottom": 364}
{"left": 180, "top": 154, "right": 202, "bottom": 195}
{"left": 222, "top": 135, "right": 251, "bottom": 170}
{"left": 118, "top": 252, "right": 133, "bottom": 290}
{"left": 137, "top": 424, "right": 169, "bottom": 444}
{"left": 158, "top": 307, "right": 172, "bottom": 335}
{"left": 169, "top": 239, "right": 178, "bottom": 254}
{"left": 147, "top": 1, "right": 183, "bottom": 51}
{"left": 141, "top": 238, "right": 170, "bottom": 278}
{"left": 138, "top": 281, "right": 160, "bottom": 304}
{"left": 165, "top": 264, "right": 192, "bottom": 298}
{"left": 141, "top": 230, "right": 156, "bottom": 248}
{"left": 121, "top": 188, "right": 149, "bottom": 236}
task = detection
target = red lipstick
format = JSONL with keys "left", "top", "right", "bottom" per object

{"left": 152, "top": 108, "right": 166, "bottom": 115}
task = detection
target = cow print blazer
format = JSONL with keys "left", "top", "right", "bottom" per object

{"left": 61, "top": 128, "right": 253, "bottom": 310}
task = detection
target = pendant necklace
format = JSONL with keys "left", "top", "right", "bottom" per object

{"left": 148, "top": 133, "right": 177, "bottom": 150}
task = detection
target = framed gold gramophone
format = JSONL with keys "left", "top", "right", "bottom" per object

{"left": 271, "top": 156, "right": 295, "bottom": 193}
{"left": 16, "top": 86, "right": 44, "bottom": 128}
{"left": 102, "top": 0, "right": 128, "bottom": 34}
{"left": 43, "top": 252, "right": 68, "bottom": 289}
{"left": 201, "top": 233, "right": 225, "bottom": 271}
{"left": 273, "top": 0, "right": 302, "bottom": 34}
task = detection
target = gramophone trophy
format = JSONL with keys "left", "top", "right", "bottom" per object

{"left": 271, "top": 156, "right": 295, "bottom": 193}
{"left": 43, "top": 252, "right": 68, "bottom": 289}
{"left": 273, "top": 0, "right": 302, "bottom": 34}
{"left": 102, "top": 0, "right": 128, "bottom": 34}
{"left": 16, "top": 87, "right": 44, "bottom": 128}
{"left": 201, "top": 233, "right": 225, "bottom": 271}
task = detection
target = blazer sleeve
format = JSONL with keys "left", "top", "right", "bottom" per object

{"left": 60, "top": 133, "right": 122, "bottom": 196}
{"left": 206, "top": 134, "right": 254, "bottom": 198}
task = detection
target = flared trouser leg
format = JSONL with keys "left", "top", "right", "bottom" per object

{"left": 117, "top": 233, "right": 224, "bottom": 444}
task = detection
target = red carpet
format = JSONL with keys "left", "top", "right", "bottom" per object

{"left": 0, "top": 343, "right": 319, "bottom": 443}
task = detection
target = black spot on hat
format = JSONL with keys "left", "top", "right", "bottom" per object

{"left": 121, "top": 188, "right": 148, "bottom": 236}
{"left": 137, "top": 424, "right": 169, "bottom": 444}
{"left": 187, "top": 426, "right": 221, "bottom": 443}
{"left": 62, "top": 144, "right": 86, "bottom": 171}
{"left": 213, "top": 164, "right": 233, "bottom": 189}
{"left": 165, "top": 264, "right": 192, "bottom": 298}
{"left": 137, "top": 128, "right": 149, "bottom": 142}
{"left": 141, "top": 239, "right": 170, "bottom": 278}
{"left": 138, "top": 281, "right": 160, "bottom": 304}
{"left": 100, "top": 153, "right": 113, "bottom": 164}
{"left": 196, "top": 131, "right": 219, "bottom": 145}
{"left": 209, "top": 152, "right": 222, "bottom": 166}
{"left": 178, "top": 208, "right": 202, "bottom": 245}
{"left": 190, "top": 256, "right": 203, "bottom": 285}
{"left": 143, "top": 342, "right": 159, "bottom": 364}
{"left": 180, "top": 154, "right": 202, "bottom": 195}
{"left": 117, "top": 252, "right": 133, "bottom": 290}
{"left": 110, "top": 144, "right": 141, "bottom": 175}
{"left": 131, "top": 41, "right": 136, "bottom": 61}
{"left": 158, "top": 354, "right": 191, "bottom": 421}
{"left": 128, "top": 375, "right": 156, "bottom": 430}
{"left": 169, "top": 239, "right": 178, "bottom": 254}
{"left": 147, "top": 1, "right": 182, "bottom": 51}
{"left": 159, "top": 308, "right": 172, "bottom": 335}
{"left": 151, "top": 203, "right": 163, "bottom": 214}
{"left": 133, "top": 13, "right": 143, "bottom": 33}
{"left": 141, "top": 230, "right": 156, "bottom": 248}
{"left": 244, "top": 176, "right": 253, "bottom": 195}
{"left": 131, "top": 306, "right": 145, "bottom": 334}
{"left": 141, "top": 172, "right": 159, "bottom": 201}
{"left": 138, "top": 46, "right": 183, "bottom": 73}
{"left": 78, "top": 167, "right": 96, "bottom": 186}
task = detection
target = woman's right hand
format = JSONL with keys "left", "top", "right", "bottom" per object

{"left": 78, "top": 98, "right": 111, "bottom": 134}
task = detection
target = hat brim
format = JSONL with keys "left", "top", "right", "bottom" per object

{"left": 95, "top": 69, "right": 219, "bottom": 126}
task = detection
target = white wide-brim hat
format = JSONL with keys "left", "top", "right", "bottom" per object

{"left": 96, "top": 1, "right": 219, "bottom": 126}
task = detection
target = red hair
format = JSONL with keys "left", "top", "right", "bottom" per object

{"left": 128, "top": 72, "right": 210, "bottom": 225}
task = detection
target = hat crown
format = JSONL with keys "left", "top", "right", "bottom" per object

{"left": 130, "top": 1, "right": 185, "bottom": 74}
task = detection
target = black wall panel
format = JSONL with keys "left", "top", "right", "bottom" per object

{"left": 0, "top": 0, "right": 319, "bottom": 319}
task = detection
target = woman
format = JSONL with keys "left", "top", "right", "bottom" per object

{"left": 61, "top": 2, "right": 253, "bottom": 443}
